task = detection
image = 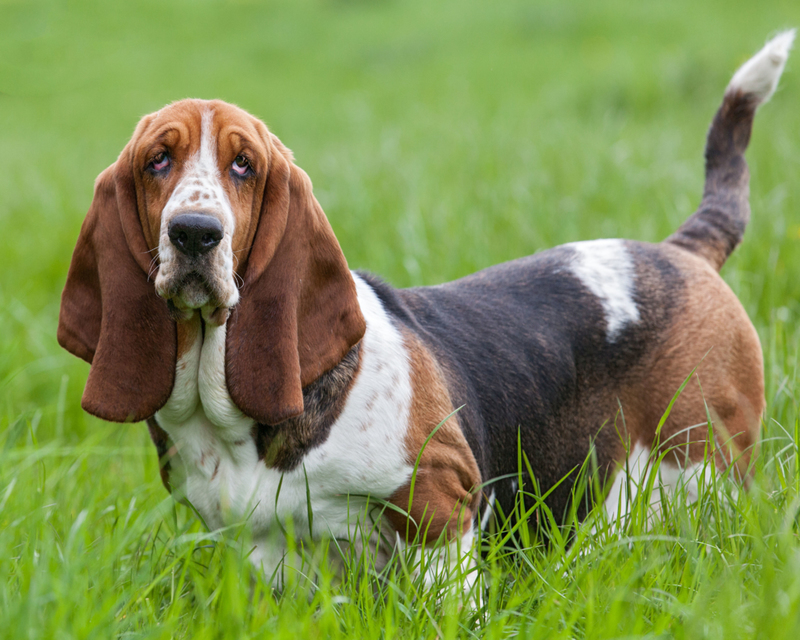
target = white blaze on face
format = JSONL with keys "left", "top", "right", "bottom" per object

{"left": 567, "top": 239, "right": 640, "bottom": 342}
{"left": 155, "top": 108, "right": 239, "bottom": 311}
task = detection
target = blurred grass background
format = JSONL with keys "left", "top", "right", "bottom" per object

{"left": 0, "top": 0, "right": 799, "bottom": 637}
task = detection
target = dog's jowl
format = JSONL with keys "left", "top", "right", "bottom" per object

{"left": 59, "top": 31, "right": 794, "bottom": 585}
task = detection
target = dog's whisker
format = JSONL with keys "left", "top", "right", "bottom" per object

{"left": 233, "top": 270, "right": 244, "bottom": 289}
{"left": 145, "top": 254, "right": 160, "bottom": 283}
{"left": 231, "top": 254, "right": 245, "bottom": 289}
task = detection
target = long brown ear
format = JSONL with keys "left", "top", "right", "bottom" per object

{"left": 58, "top": 156, "right": 176, "bottom": 423}
{"left": 226, "top": 137, "right": 366, "bottom": 426}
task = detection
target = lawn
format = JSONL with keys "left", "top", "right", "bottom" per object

{"left": 1, "top": 0, "right": 800, "bottom": 637}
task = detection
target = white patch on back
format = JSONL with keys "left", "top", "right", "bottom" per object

{"left": 567, "top": 239, "right": 640, "bottom": 342}
{"left": 155, "top": 272, "right": 417, "bottom": 582}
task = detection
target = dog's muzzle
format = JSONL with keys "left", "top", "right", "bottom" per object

{"left": 156, "top": 212, "right": 236, "bottom": 323}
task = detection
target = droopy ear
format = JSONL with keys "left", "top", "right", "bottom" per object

{"left": 57, "top": 154, "right": 176, "bottom": 423}
{"left": 225, "top": 136, "right": 366, "bottom": 426}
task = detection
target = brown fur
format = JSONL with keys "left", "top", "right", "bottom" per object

{"left": 386, "top": 332, "right": 481, "bottom": 543}
{"left": 176, "top": 313, "right": 202, "bottom": 360}
{"left": 620, "top": 244, "right": 764, "bottom": 477}
{"left": 57, "top": 164, "right": 177, "bottom": 422}
{"left": 225, "top": 133, "right": 366, "bottom": 425}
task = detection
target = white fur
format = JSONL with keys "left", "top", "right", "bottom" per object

{"left": 198, "top": 324, "right": 252, "bottom": 433}
{"left": 155, "top": 108, "right": 239, "bottom": 310}
{"left": 155, "top": 273, "right": 421, "bottom": 582}
{"left": 601, "top": 442, "right": 715, "bottom": 529}
{"left": 397, "top": 527, "right": 479, "bottom": 593}
{"left": 728, "top": 30, "right": 795, "bottom": 103}
{"left": 602, "top": 443, "right": 658, "bottom": 526}
{"left": 480, "top": 489, "right": 496, "bottom": 532}
{"left": 567, "top": 239, "right": 640, "bottom": 342}
{"left": 157, "top": 327, "right": 201, "bottom": 427}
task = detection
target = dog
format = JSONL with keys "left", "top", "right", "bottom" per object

{"left": 58, "top": 31, "right": 793, "bottom": 585}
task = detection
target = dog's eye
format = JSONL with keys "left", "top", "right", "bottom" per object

{"left": 151, "top": 152, "right": 170, "bottom": 172}
{"left": 232, "top": 155, "right": 250, "bottom": 177}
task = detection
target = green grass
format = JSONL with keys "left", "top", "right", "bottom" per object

{"left": 2, "top": 0, "right": 800, "bottom": 637}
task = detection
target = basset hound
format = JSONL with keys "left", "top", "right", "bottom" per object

{"left": 59, "top": 32, "right": 793, "bottom": 584}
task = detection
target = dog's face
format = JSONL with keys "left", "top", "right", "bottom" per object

{"left": 128, "top": 100, "right": 271, "bottom": 321}
{"left": 58, "top": 99, "right": 366, "bottom": 425}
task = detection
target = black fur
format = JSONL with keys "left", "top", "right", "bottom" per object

{"left": 253, "top": 343, "right": 361, "bottom": 472}
{"left": 146, "top": 417, "right": 173, "bottom": 492}
{"left": 667, "top": 90, "right": 759, "bottom": 270}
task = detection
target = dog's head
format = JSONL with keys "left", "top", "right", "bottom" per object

{"left": 58, "top": 99, "right": 366, "bottom": 425}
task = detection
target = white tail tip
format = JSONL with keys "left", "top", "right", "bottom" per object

{"left": 728, "top": 29, "right": 795, "bottom": 104}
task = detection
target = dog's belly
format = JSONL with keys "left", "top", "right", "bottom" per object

{"left": 155, "top": 280, "right": 417, "bottom": 564}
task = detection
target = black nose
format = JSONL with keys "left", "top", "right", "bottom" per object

{"left": 168, "top": 214, "right": 223, "bottom": 257}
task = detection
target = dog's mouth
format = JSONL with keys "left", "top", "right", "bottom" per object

{"left": 156, "top": 269, "right": 235, "bottom": 326}
{"left": 171, "top": 271, "right": 215, "bottom": 306}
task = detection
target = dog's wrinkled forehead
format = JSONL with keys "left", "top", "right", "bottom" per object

{"left": 163, "top": 110, "right": 228, "bottom": 218}
{"left": 131, "top": 99, "right": 270, "bottom": 256}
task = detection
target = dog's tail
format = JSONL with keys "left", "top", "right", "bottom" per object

{"left": 666, "top": 30, "right": 794, "bottom": 271}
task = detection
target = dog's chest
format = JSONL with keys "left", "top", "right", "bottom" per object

{"left": 154, "top": 279, "right": 415, "bottom": 538}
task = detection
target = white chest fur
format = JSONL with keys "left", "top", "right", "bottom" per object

{"left": 155, "top": 274, "right": 415, "bottom": 571}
